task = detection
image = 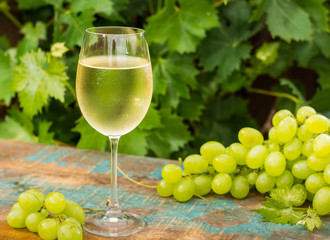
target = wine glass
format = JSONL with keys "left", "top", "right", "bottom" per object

{"left": 76, "top": 26, "right": 152, "bottom": 237}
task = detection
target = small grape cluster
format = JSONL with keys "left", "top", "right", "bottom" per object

{"left": 157, "top": 106, "right": 330, "bottom": 215}
{"left": 7, "top": 189, "right": 85, "bottom": 240}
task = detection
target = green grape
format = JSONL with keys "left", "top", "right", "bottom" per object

{"left": 290, "top": 184, "right": 307, "bottom": 206}
{"left": 183, "top": 154, "right": 208, "bottom": 174}
{"left": 64, "top": 218, "right": 82, "bottom": 232}
{"left": 57, "top": 222, "right": 82, "bottom": 240}
{"left": 324, "top": 164, "right": 330, "bottom": 184}
{"left": 313, "top": 134, "right": 330, "bottom": 157}
{"left": 6, "top": 208, "right": 28, "bottom": 228}
{"left": 307, "top": 153, "right": 329, "bottom": 171}
{"left": 305, "top": 114, "right": 329, "bottom": 134}
{"left": 207, "top": 166, "right": 215, "bottom": 175}
{"left": 25, "top": 212, "right": 45, "bottom": 232}
{"left": 297, "top": 125, "right": 313, "bottom": 142}
{"left": 246, "top": 145, "right": 268, "bottom": 169}
{"left": 293, "top": 177, "right": 304, "bottom": 185}
{"left": 61, "top": 201, "right": 85, "bottom": 225}
{"left": 238, "top": 127, "right": 264, "bottom": 148}
{"left": 267, "top": 142, "right": 280, "bottom": 152}
{"left": 28, "top": 189, "right": 45, "bottom": 204}
{"left": 305, "top": 173, "right": 327, "bottom": 194}
{"left": 292, "top": 160, "right": 315, "bottom": 179}
{"left": 286, "top": 159, "right": 298, "bottom": 171}
{"left": 227, "top": 143, "right": 248, "bottom": 165}
{"left": 283, "top": 138, "right": 302, "bottom": 161}
{"left": 38, "top": 218, "right": 59, "bottom": 240}
{"left": 193, "top": 174, "right": 213, "bottom": 196}
{"left": 268, "top": 127, "right": 278, "bottom": 143}
{"left": 200, "top": 141, "right": 226, "bottom": 164}
{"left": 247, "top": 172, "right": 258, "bottom": 186}
{"left": 18, "top": 191, "right": 44, "bottom": 213}
{"left": 275, "top": 116, "right": 297, "bottom": 143}
{"left": 272, "top": 109, "right": 293, "bottom": 127}
{"left": 172, "top": 178, "right": 195, "bottom": 202}
{"left": 264, "top": 151, "right": 286, "bottom": 177}
{"left": 212, "top": 173, "right": 232, "bottom": 194}
{"left": 306, "top": 190, "right": 315, "bottom": 202}
{"left": 255, "top": 172, "right": 276, "bottom": 194}
{"left": 296, "top": 106, "right": 316, "bottom": 124}
{"left": 45, "top": 192, "right": 67, "bottom": 214}
{"left": 11, "top": 202, "right": 21, "bottom": 211}
{"left": 157, "top": 180, "right": 173, "bottom": 197}
{"left": 213, "top": 154, "right": 237, "bottom": 174}
{"left": 276, "top": 170, "right": 294, "bottom": 189}
{"left": 313, "top": 187, "right": 330, "bottom": 215}
{"left": 302, "top": 138, "right": 314, "bottom": 157}
{"left": 40, "top": 208, "right": 49, "bottom": 218}
{"left": 230, "top": 176, "right": 249, "bottom": 199}
{"left": 161, "top": 164, "right": 182, "bottom": 184}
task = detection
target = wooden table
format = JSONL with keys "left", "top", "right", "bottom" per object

{"left": 0, "top": 139, "right": 328, "bottom": 239}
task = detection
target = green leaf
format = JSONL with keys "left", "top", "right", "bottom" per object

{"left": 221, "top": 71, "right": 247, "bottom": 93}
{"left": 69, "top": 0, "right": 114, "bottom": 17}
{"left": 16, "top": 37, "right": 38, "bottom": 58}
{"left": 118, "top": 128, "right": 148, "bottom": 156}
{"left": 267, "top": 43, "right": 294, "bottom": 78}
{"left": 147, "top": 109, "right": 192, "bottom": 158}
{"left": 138, "top": 104, "right": 162, "bottom": 130}
{"left": 8, "top": 108, "right": 34, "bottom": 134}
{"left": 55, "top": 10, "right": 94, "bottom": 47}
{"left": 249, "top": 0, "right": 267, "bottom": 23}
{"left": 17, "top": 0, "right": 47, "bottom": 9}
{"left": 12, "top": 49, "right": 68, "bottom": 117}
{"left": 199, "top": 1, "right": 260, "bottom": 80}
{"left": 50, "top": 42, "right": 69, "bottom": 57}
{"left": 310, "top": 88, "right": 330, "bottom": 112}
{"left": 266, "top": 0, "right": 313, "bottom": 42}
{"left": 256, "top": 41, "right": 280, "bottom": 65}
{"left": 0, "top": 116, "right": 35, "bottom": 143}
{"left": 279, "top": 78, "right": 307, "bottom": 106}
{"left": 0, "top": 50, "right": 14, "bottom": 105}
{"left": 304, "top": 208, "right": 323, "bottom": 232}
{"left": 270, "top": 187, "right": 306, "bottom": 207}
{"left": 152, "top": 53, "right": 198, "bottom": 108}
{"left": 314, "top": 32, "right": 330, "bottom": 59}
{"left": 293, "top": 41, "right": 318, "bottom": 67}
{"left": 38, "top": 121, "right": 55, "bottom": 144}
{"left": 294, "top": 0, "right": 329, "bottom": 32}
{"left": 308, "top": 56, "right": 330, "bottom": 89}
{"left": 146, "top": 0, "right": 219, "bottom": 53}
{"left": 0, "top": 36, "right": 10, "bottom": 51}
{"left": 177, "top": 93, "right": 205, "bottom": 121}
{"left": 72, "top": 117, "right": 108, "bottom": 151}
{"left": 20, "top": 21, "right": 46, "bottom": 44}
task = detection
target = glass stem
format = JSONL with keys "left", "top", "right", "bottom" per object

{"left": 106, "top": 136, "right": 122, "bottom": 216}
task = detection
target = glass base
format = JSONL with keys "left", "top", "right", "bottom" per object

{"left": 83, "top": 211, "right": 145, "bottom": 237}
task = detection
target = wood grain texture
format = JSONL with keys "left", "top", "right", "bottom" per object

{"left": 0, "top": 139, "right": 329, "bottom": 240}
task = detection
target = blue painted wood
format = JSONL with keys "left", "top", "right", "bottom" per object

{"left": 0, "top": 139, "right": 328, "bottom": 239}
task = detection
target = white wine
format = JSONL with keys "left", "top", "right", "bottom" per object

{"left": 76, "top": 56, "right": 153, "bottom": 136}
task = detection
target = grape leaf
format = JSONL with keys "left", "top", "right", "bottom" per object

{"left": 146, "top": 0, "right": 219, "bottom": 53}
{"left": 16, "top": 0, "right": 47, "bottom": 9}
{"left": 221, "top": 70, "right": 247, "bottom": 93}
{"left": 308, "top": 56, "right": 330, "bottom": 89}
{"left": 293, "top": 41, "right": 318, "bottom": 67}
{"left": 16, "top": 38, "right": 38, "bottom": 58}
{"left": 72, "top": 117, "right": 108, "bottom": 151}
{"left": 20, "top": 21, "right": 46, "bottom": 44}
{"left": 265, "top": 0, "right": 313, "bottom": 42}
{"left": 118, "top": 128, "right": 148, "bottom": 156}
{"left": 0, "top": 50, "right": 14, "bottom": 105}
{"left": 256, "top": 42, "right": 280, "bottom": 65}
{"left": 54, "top": 10, "right": 94, "bottom": 47}
{"left": 0, "top": 116, "right": 35, "bottom": 143}
{"left": 51, "top": 42, "right": 69, "bottom": 57}
{"left": 199, "top": 1, "right": 260, "bottom": 80}
{"left": 38, "top": 120, "right": 55, "bottom": 144}
{"left": 303, "top": 208, "right": 323, "bottom": 232}
{"left": 69, "top": 0, "right": 114, "bottom": 17}
{"left": 8, "top": 108, "right": 34, "bottom": 134}
{"left": 267, "top": 43, "right": 294, "bottom": 78}
{"left": 294, "top": 0, "right": 329, "bottom": 32}
{"left": 147, "top": 109, "right": 192, "bottom": 158}
{"left": 310, "top": 88, "right": 330, "bottom": 113}
{"left": 177, "top": 93, "right": 205, "bottom": 121}
{"left": 12, "top": 49, "right": 68, "bottom": 117}
{"left": 138, "top": 104, "right": 162, "bottom": 130}
{"left": 152, "top": 53, "right": 198, "bottom": 108}
{"left": 0, "top": 36, "right": 10, "bottom": 50}
{"left": 314, "top": 32, "right": 330, "bottom": 59}
{"left": 279, "top": 78, "right": 307, "bottom": 106}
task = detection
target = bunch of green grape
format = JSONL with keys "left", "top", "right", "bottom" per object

{"left": 7, "top": 190, "right": 85, "bottom": 240}
{"left": 157, "top": 106, "right": 330, "bottom": 215}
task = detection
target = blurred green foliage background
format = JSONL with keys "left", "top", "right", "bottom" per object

{"left": 0, "top": 0, "right": 329, "bottom": 159}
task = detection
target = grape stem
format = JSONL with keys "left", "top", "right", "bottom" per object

{"left": 0, "top": 2, "right": 22, "bottom": 28}
{"left": 194, "top": 194, "right": 217, "bottom": 203}
{"left": 247, "top": 87, "right": 300, "bottom": 104}
{"left": 117, "top": 167, "right": 157, "bottom": 189}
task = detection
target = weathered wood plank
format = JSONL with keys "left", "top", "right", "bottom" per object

{"left": 0, "top": 139, "right": 329, "bottom": 239}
